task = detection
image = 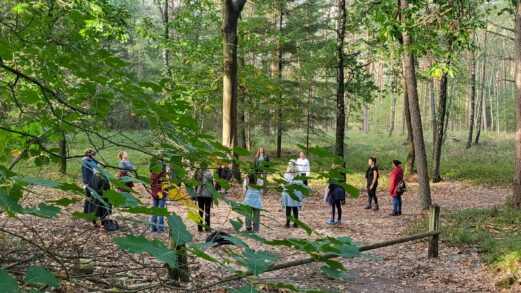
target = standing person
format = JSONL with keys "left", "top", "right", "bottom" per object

{"left": 254, "top": 147, "right": 270, "bottom": 194}
{"left": 365, "top": 157, "right": 379, "bottom": 211}
{"left": 281, "top": 160, "right": 304, "bottom": 228}
{"left": 389, "top": 160, "right": 404, "bottom": 216}
{"left": 243, "top": 174, "right": 262, "bottom": 232}
{"left": 296, "top": 152, "right": 311, "bottom": 186}
{"left": 117, "top": 151, "right": 134, "bottom": 192}
{"left": 214, "top": 161, "right": 232, "bottom": 194}
{"left": 81, "top": 148, "right": 98, "bottom": 225}
{"left": 195, "top": 166, "right": 213, "bottom": 232}
{"left": 324, "top": 180, "right": 346, "bottom": 225}
{"left": 150, "top": 161, "right": 167, "bottom": 232}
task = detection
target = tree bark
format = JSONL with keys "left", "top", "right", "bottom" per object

{"left": 467, "top": 32, "right": 477, "bottom": 148}
{"left": 276, "top": 7, "right": 283, "bottom": 158}
{"left": 429, "top": 56, "right": 437, "bottom": 142}
{"left": 403, "top": 71, "right": 415, "bottom": 175}
{"left": 513, "top": 0, "right": 521, "bottom": 208}
{"left": 389, "top": 76, "right": 398, "bottom": 136}
{"left": 335, "top": 0, "right": 347, "bottom": 169}
{"left": 222, "top": 0, "right": 246, "bottom": 179}
{"left": 161, "top": 0, "right": 172, "bottom": 78}
{"left": 432, "top": 61, "right": 450, "bottom": 183}
{"left": 475, "top": 30, "right": 488, "bottom": 143}
{"left": 59, "top": 132, "right": 67, "bottom": 175}
{"left": 400, "top": 0, "right": 431, "bottom": 209}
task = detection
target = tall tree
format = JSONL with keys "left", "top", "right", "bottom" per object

{"left": 222, "top": 0, "right": 247, "bottom": 152}
{"left": 467, "top": 32, "right": 477, "bottom": 148}
{"left": 475, "top": 29, "right": 488, "bottom": 144}
{"left": 513, "top": 0, "right": 521, "bottom": 208}
{"left": 335, "top": 0, "right": 347, "bottom": 168}
{"left": 399, "top": 0, "right": 431, "bottom": 209}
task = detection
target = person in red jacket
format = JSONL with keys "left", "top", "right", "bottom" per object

{"left": 150, "top": 162, "right": 167, "bottom": 232}
{"left": 389, "top": 160, "right": 404, "bottom": 216}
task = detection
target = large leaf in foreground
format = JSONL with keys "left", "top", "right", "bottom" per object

{"left": 0, "top": 268, "right": 19, "bottom": 293}
{"left": 24, "top": 266, "right": 59, "bottom": 288}
{"left": 167, "top": 212, "right": 192, "bottom": 245}
{"left": 113, "top": 235, "right": 177, "bottom": 267}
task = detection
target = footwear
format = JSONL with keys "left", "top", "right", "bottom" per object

{"left": 372, "top": 205, "right": 379, "bottom": 211}
{"left": 398, "top": 211, "right": 402, "bottom": 215}
{"left": 364, "top": 204, "right": 372, "bottom": 209}
{"left": 335, "top": 220, "right": 342, "bottom": 225}
{"left": 284, "top": 223, "right": 290, "bottom": 228}
{"left": 293, "top": 223, "right": 298, "bottom": 228}
{"left": 389, "top": 213, "right": 398, "bottom": 216}
{"left": 246, "top": 227, "right": 252, "bottom": 231}
{"left": 326, "top": 220, "right": 335, "bottom": 225}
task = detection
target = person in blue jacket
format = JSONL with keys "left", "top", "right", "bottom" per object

{"left": 324, "top": 180, "right": 346, "bottom": 225}
{"left": 243, "top": 174, "right": 263, "bottom": 232}
{"left": 81, "top": 148, "right": 98, "bottom": 218}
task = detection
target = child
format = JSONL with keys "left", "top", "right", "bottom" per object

{"left": 365, "top": 157, "right": 379, "bottom": 211}
{"left": 281, "top": 160, "right": 304, "bottom": 228}
{"left": 324, "top": 180, "right": 346, "bottom": 225}
{"left": 150, "top": 161, "right": 167, "bottom": 232}
{"left": 195, "top": 167, "right": 213, "bottom": 232}
{"left": 242, "top": 174, "right": 262, "bottom": 232}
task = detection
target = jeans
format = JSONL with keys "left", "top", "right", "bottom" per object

{"left": 367, "top": 186, "right": 378, "bottom": 205}
{"left": 197, "top": 197, "right": 212, "bottom": 231}
{"left": 245, "top": 208, "right": 261, "bottom": 232}
{"left": 151, "top": 198, "right": 166, "bottom": 232}
{"left": 330, "top": 200, "right": 342, "bottom": 221}
{"left": 392, "top": 195, "right": 402, "bottom": 214}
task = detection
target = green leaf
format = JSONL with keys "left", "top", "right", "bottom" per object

{"left": 49, "top": 198, "right": 79, "bottom": 207}
{"left": 104, "top": 190, "right": 126, "bottom": 207}
{"left": 125, "top": 206, "right": 169, "bottom": 216}
{"left": 230, "top": 218, "right": 243, "bottom": 232}
{"left": 0, "top": 269, "right": 19, "bottom": 293}
{"left": 24, "top": 266, "right": 59, "bottom": 288}
{"left": 14, "top": 177, "right": 83, "bottom": 194}
{"left": 72, "top": 211, "right": 96, "bottom": 220}
{"left": 320, "top": 265, "right": 349, "bottom": 279}
{"left": 0, "top": 187, "right": 23, "bottom": 216}
{"left": 233, "top": 147, "right": 250, "bottom": 156}
{"left": 167, "top": 212, "right": 193, "bottom": 245}
{"left": 113, "top": 235, "right": 177, "bottom": 267}
{"left": 237, "top": 248, "right": 278, "bottom": 275}
{"left": 24, "top": 204, "right": 61, "bottom": 219}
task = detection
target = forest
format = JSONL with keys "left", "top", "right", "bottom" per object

{"left": 1, "top": 0, "right": 521, "bottom": 292}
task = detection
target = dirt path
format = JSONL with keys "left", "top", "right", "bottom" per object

{"left": 0, "top": 181, "right": 510, "bottom": 292}
{"left": 185, "top": 181, "right": 508, "bottom": 292}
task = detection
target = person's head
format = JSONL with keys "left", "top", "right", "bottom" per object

{"left": 286, "top": 160, "right": 298, "bottom": 174}
{"left": 259, "top": 147, "right": 265, "bottom": 155}
{"left": 392, "top": 160, "right": 402, "bottom": 167}
{"left": 84, "top": 148, "right": 96, "bottom": 158}
{"left": 299, "top": 151, "right": 306, "bottom": 159}
{"left": 118, "top": 151, "right": 128, "bottom": 161}
{"left": 368, "top": 157, "right": 376, "bottom": 166}
{"left": 248, "top": 174, "right": 257, "bottom": 185}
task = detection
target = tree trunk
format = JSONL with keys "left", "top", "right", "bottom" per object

{"left": 161, "top": 0, "right": 172, "bottom": 78}
{"left": 432, "top": 60, "right": 450, "bottom": 183}
{"left": 335, "top": 0, "right": 347, "bottom": 171}
{"left": 513, "top": 0, "right": 521, "bottom": 208}
{"left": 403, "top": 71, "right": 415, "bottom": 176}
{"left": 59, "top": 132, "right": 67, "bottom": 175}
{"left": 168, "top": 234, "right": 190, "bottom": 283}
{"left": 429, "top": 56, "right": 437, "bottom": 142}
{"left": 363, "top": 103, "right": 369, "bottom": 133}
{"left": 467, "top": 32, "right": 477, "bottom": 148}
{"left": 475, "top": 29, "right": 488, "bottom": 144}
{"left": 400, "top": 0, "right": 431, "bottom": 209}
{"left": 275, "top": 7, "right": 283, "bottom": 158}
{"left": 222, "top": 0, "right": 246, "bottom": 179}
{"left": 389, "top": 76, "right": 397, "bottom": 136}
{"left": 306, "top": 87, "right": 312, "bottom": 153}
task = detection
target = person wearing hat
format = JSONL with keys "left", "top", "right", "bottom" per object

{"left": 81, "top": 148, "right": 98, "bottom": 221}
{"left": 281, "top": 160, "right": 305, "bottom": 228}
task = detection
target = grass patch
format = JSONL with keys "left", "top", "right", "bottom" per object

{"left": 408, "top": 204, "right": 521, "bottom": 288}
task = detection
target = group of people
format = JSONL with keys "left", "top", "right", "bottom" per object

{"left": 80, "top": 146, "right": 404, "bottom": 234}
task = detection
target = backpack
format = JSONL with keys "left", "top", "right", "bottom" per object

{"left": 397, "top": 180, "right": 406, "bottom": 195}
{"left": 103, "top": 219, "right": 120, "bottom": 232}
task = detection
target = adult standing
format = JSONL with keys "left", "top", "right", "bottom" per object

{"left": 296, "top": 152, "right": 311, "bottom": 186}
{"left": 195, "top": 166, "right": 213, "bottom": 232}
{"left": 254, "top": 147, "right": 270, "bottom": 193}
{"left": 389, "top": 160, "right": 404, "bottom": 216}
{"left": 81, "top": 148, "right": 98, "bottom": 220}
{"left": 117, "top": 151, "right": 134, "bottom": 191}
{"left": 365, "top": 157, "right": 379, "bottom": 211}
{"left": 150, "top": 160, "right": 167, "bottom": 232}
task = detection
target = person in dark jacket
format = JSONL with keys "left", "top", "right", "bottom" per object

{"left": 365, "top": 157, "right": 379, "bottom": 211}
{"left": 389, "top": 160, "right": 404, "bottom": 216}
{"left": 81, "top": 148, "right": 98, "bottom": 224}
{"left": 195, "top": 166, "right": 213, "bottom": 232}
{"left": 325, "top": 181, "right": 346, "bottom": 225}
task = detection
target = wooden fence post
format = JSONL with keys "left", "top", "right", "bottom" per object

{"left": 428, "top": 204, "right": 440, "bottom": 258}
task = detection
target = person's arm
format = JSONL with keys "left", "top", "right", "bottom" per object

{"left": 370, "top": 169, "right": 378, "bottom": 189}
{"left": 389, "top": 170, "right": 396, "bottom": 195}
{"left": 306, "top": 160, "right": 311, "bottom": 177}
{"left": 324, "top": 185, "right": 330, "bottom": 203}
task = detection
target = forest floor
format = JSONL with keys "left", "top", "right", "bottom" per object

{"left": 0, "top": 180, "right": 514, "bottom": 293}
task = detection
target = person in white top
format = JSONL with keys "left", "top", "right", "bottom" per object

{"left": 296, "top": 152, "right": 310, "bottom": 186}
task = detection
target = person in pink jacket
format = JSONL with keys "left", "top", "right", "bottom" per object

{"left": 389, "top": 160, "right": 404, "bottom": 216}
